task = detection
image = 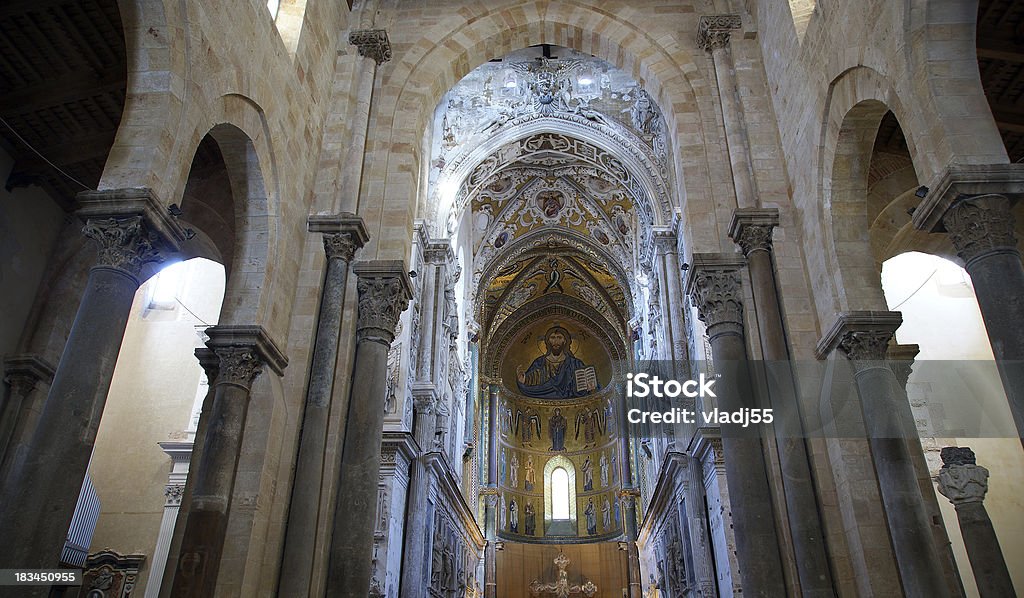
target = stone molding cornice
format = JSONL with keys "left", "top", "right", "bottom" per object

{"left": 637, "top": 451, "right": 690, "bottom": 544}
{"left": 353, "top": 260, "right": 413, "bottom": 346}
{"left": 728, "top": 208, "right": 779, "bottom": 256}
{"left": 652, "top": 227, "right": 677, "bottom": 254}
{"left": 349, "top": 29, "right": 391, "bottom": 65}
{"left": 422, "top": 240, "right": 455, "bottom": 266}
{"left": 912, "top": 163, "right": 1024, "bottom": 233}
{"left": 308, "top": 213, "right": 369, "bottom": 262}
{"left": 423, "top": 452, "right": 486, "bottom": 548}
{"left": 815, "top": 311, "right": 902, "bottom": 362}
{"left": 696, "top": 15, "right": 742, "bottom": 52}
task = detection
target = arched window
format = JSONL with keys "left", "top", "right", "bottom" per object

{"left": 551, "top": 467, "right": 570, "bottom": 519}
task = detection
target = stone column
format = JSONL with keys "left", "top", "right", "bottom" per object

{"left": 170, "top": 326, "right": 287, "bottom": 598}
{"left": 399, "top": 386, "right": 438, "bottom": 598}
{"left": 912, "top": 165, "right": 1024, "bottom": 442}
{"left": 0, "top": 354, "right": 54, "bottom": 470}
{"left": 482, "top": 381, "right": 499, "bottom": 598}
{"left": 326, "top": 261, "right": 411, "bottom": 598}
{"left": 682, "top": 453, "right": 718, "bottom": 597}
{"left": 340, "top": 29, "right": 391, "bottom": 213}
{"left": 729, "top": 209, "right": 836, "bottom": 597}
{"left": 817, "top": 312, "right": 951, "bottom": 598}
{"left": 697, "top": 15, "right": 756, "bottom": 210}
{"left": 0, "top": 189, "right": 181, "bottom": 578}
{"left": 936, "top": 447, "right": 1015, "bottom": 598}
{"left": 684, "top": 254, "right": 787, "bottom": 597}
{"left": 278, "top": 215, "right": 367, "bottom": 596}
{"left": 695, "top": 435, "right": 740, "bottom": 597}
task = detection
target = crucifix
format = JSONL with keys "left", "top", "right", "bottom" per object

{"left": 529, "top": 553, "right": 598, "bottom": 598}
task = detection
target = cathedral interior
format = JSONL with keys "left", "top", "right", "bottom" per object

{"left": 1, "top": 0, "right": 1024, "bottom": 597}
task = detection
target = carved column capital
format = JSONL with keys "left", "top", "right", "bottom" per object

{"left": 728, "top": 208, "right": 779, "bottom": 256}
{"left": 936, "top": 447, "right": 989, "bottom": 506}
{"left": 353, "top": 261, "right": 413, "bottom": 346}
{"left": 204, "top": 325, "right": 288, "bottom": 389}
{"left": 82, "top": 216, "right": 164, "bottom": 278}
{"left": 309, "top": 213, "right": 369, "bottom": 262}
{"left": 2, "top": 354, "right": 55, "bottom": 399}
{"left": 349, "top": 29, "right": 392, "bottom": 65}
{"left": 816, "top": 311, "right": 902, "bottom": 364}
{"left": 165, "top": 483, "right": 186, "bottom": 507}
{"left": 696, "top": 15, "right": 742, "bottom": 52}
{"left": 887, "top": 344, "right": 919, "bottom": 389}
{"left": 942, "top": 194, "right": 1018, "bottom": 265}
{"left": 76, "top": 187, "right": 185, "bottom": 280}
{"left": 685, "top": 254, "right": 745, "bottom": 335}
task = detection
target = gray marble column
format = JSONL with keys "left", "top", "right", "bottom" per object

{"left": 326, "top": 261, "right": 411, "bottom": 598}
{"left": 685, "top": 254, "right": 787, "bottom": 597}
{"left": 171, "top": 326, "right": 287, "bottom": 598}
{"left": 913, "top": 165, "right": 1024, "bottom": 442}
{"left": 729, "top": 209, "right": 836, "bottom": 597}
{"left": 936, "top": 447, "right": 1016, "bottom": 598}
{"left": 0, "top": 189, "right": 181, "bottom": 579}
{"left": 0, "top": 354, "right": 54, "bottom": 470}
{"left": 279, "top": 215, "right": 367, "bottom": 596}
{"left": 817, "top": 312, "right": 951, "bottom": 598}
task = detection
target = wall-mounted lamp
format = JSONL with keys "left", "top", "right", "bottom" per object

{"left": 915, "top": 185, "right": 929, "bottom": 198}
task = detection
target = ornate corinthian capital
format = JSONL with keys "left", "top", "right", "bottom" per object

{"left": 936, "top": 447, "right": 989, "bottom": 506}
{"left": 309, "top": 213, "right": 369, "bottom": 262}
{"left": 349, "top": 29, "right": 392, "bottom": 65}
{"left": 729, "top": 208, "right": 779, "bottom": 256}
{"left": 353, "top": 261, "right": 413, "bottom": 346}
{"left": 816, "top": 311, "right": 902, "bottom": 363}
{"left": 696, "top": 15, "right": 742, "bottom": 51}
{"left": 82, "top": 216, "right": 164, "bottom": 278}
{"left": 203, "top": 325, "right": 288, "bottom": 389}
{"left": 942, "top": 194, "right": 1018, "bottom": 265}
{"left": 685, "top": 254, "right": 745, "bottom": 332}
{"left": 213, "top": 347, "right": 264, "bottom": 389}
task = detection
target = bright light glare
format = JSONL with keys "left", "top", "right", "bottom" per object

{"left": 551, "top": 467, "right": 570, "bottom": 519}
{"left": 578, "top": 77, "right": 593, "bottom": 85}
{"left": 152, "top": 262, "right": 186, "bottom": 304}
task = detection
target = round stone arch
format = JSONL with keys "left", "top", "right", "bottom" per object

{"left": 101, "top": 0, "right": 184, "bottom": 192}
{"left": 904, "top": 0, "right": 1008, "bottom": 172}
{"left": 363, "top": 0, "right": 719, "bottom": 261}
{"left": 818, "top": 67, "right": 930, "bottom": 315}
{"left": 166, "top": 99, "right": 281, "bottom": 332}
{"left": 543, "top": 455, "right": 578, "bottom": 531}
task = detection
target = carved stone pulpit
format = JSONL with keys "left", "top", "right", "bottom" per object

{"left": 529, "top": 553, "right": 598, "bottom": 598}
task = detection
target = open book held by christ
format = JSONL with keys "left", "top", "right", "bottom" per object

{"left": 516, "top": 326, "right": 600, "bottom": 399}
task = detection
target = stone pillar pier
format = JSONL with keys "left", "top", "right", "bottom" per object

{"left": 0, "top": 354, "right": 54, "bottom": 470}
{"left": 326, "top": 261, "right": 411, "bottom": 598}
{"left": 729, "top": 209, "right": 836, "bottom": 597}
{"left": 817, "top": 312, "right": 950, "bottom": 598}
{"left": 0, "top": 189, "right": 181, "bottom": 579}
{"left": 936, "top": 447, "right": 1015, "bottom": 598}
{"left": 682, "top": 453, "right": 718, "bottom": 597}
{"left": 685, "top": 254, "right": 787, "bottom": 597}
{"left": 697, "top": 15, "right": 756, "bottom": 209}
{"left": 171, "top": 326, "right": 287, "bottom": 598}
{"left": 279, "top": 214, "right": 367, "bottom": 597}
{"left": 913, "top": 165, "right": 1024, "bottom": 441}
{"left": 694, "top": 434, "right": 740, "bottom": 596}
